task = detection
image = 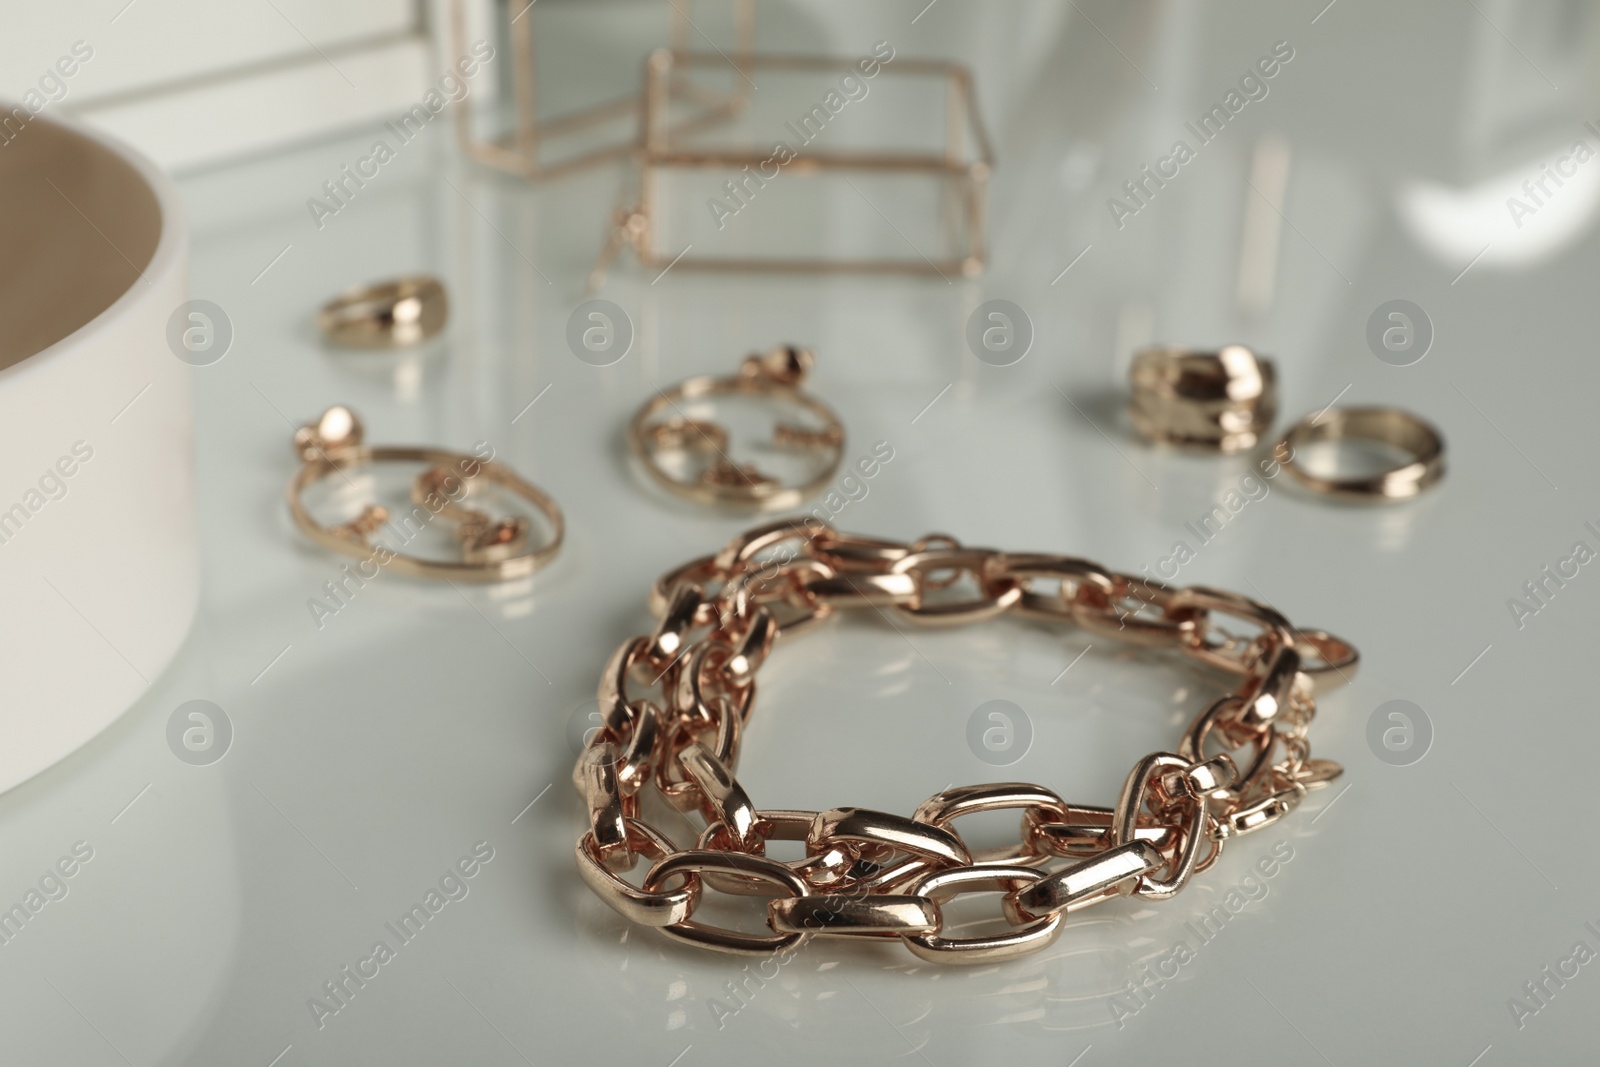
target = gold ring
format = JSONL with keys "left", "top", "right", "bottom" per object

{"left": 627, "top": 346, "right": 845, "bottom": 512}
{"left": 287, "top": 407, "right": 562, "bottom": 581}
{"left": 1273, "top": 406, "right": 1444, "bottom": 502}
{"left": 1129, "top": 344, "right": 1277, "bottom": 452}
{"left": 317, "top": 276, "right": 448, "bottom": 348}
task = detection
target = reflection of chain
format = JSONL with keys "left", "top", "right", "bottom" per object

{"left": 572, "top": 518, "right": 1358, "bottom": 963}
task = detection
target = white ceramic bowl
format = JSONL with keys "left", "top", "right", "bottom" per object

{"left": 0, "top": 106, "right": 197, "bottom": 793}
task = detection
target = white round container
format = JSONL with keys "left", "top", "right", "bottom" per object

{"left": 0, "top": 106, "right": 197, "bottom": 793}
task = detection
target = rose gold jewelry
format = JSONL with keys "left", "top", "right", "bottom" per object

{"left": 446, "top": 0, "right": 756, "bottom": 183}
{"left": 1273, "top": 406, "right": 1445, "bottom": 502}
{"left": 587, "top": 49, "right": 992, "bottom": 282}
{"left": 317, "top": 276, "right": 448, "bottom": 348}
{"left": 287, "top": 406, "right": 561, "bottom": 581}
{"left": 1129, "top": 344, "right": 1277, "bottom": 452}
{"left": 571, "top": 518, "right": 1357, "bottom": 962}
{"left": 627, "top": 347, "right": 845, "bottom": 511}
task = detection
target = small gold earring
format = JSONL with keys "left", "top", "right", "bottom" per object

{"left": 287, "top": 406, "right": 562, "bottom": 581}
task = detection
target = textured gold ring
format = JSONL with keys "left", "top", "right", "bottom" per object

{"left": 1129, "top": 344, "right": 1277, "bottom": 453}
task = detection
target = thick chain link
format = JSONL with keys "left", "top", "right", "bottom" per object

{"left": 573, "top": 519, "right": 1358, "bottom": 963}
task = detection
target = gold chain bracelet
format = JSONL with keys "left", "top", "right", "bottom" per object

{"left": 571, "top": 518, "right": 1357, "bottom": 964}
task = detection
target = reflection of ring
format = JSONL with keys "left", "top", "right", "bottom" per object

{"left": 1129, "top": 344, "right": 1277, "bottom": 452}
{"left": 627, "top": 346, "right": 845, "bottom": 511}
{"left": 1273, "top": 406, "right": 1444, "bottom": 502}
{"left": 287, "top": 407, "right": 562, "bottom": 581}
{"left": 317, "top": 276, "right": 448, "bottom": 348}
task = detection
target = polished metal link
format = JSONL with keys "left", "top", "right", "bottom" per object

{"left": 578, "top": 743, "right": 634, "bottom": 872}
{"left": 571, "top": 523, "right": 1354, "bottom": 962}
{"left": 891, "top": 547, "right": 1022, "bottom": 625}
{"left": 1292, "top": 629, "right": 1361, "bottom": 691}
{"left": 1113, "top": 753, "right": 1210, "bottom": 899}
{"left": 768, "top": 894, "right": 940, "bottom": 938}
{"left": 809, "top": 531, "right": 914, "bottom": 572}
{"left": 986, "top": 553, "right": 1114, "bottom": 622}
{"left": 1167, "top": 585, "right": 1296, "bottom": 675}
{"left": 594, "top": 635, "right": 652, "bottom": 729}
{"left": 678, "top": 743, "right": 759, "bottom": 848}
{"left": 697, "top": 809, "right": 859, "bottom": 890}
{"left": 711, "top": 516, "right": 833, "bottom": 576}
{"left": 912, "top": 782, "right": 1070, "bottom": 866}
{"left": 800, "top": 569, "right": 920, "bottom": 607}
{"left": 655, "top": 709, "right": 740, "bottom": 813}
{"left": 673, "top": 641, "right": 752, "bottom": 733}
{"left": 576, "top": 817, "right": 700, "bottom": 928}
{"left": 809, "top": 807, "right": 972, "bottom": 869}
{"left": 1179, "top": 695, "right": 1276, "bottom": 801}
{"left": 642, "top": 850, "right": 813, "bottom": 955}
{"left": 1071, "top": 572, "right": 1198, "bottom": 648}
{"left": 900, "top": 864, "right": 1065, "bottom": 963}
{"left": 1022, "top": 804, "right": 1177, "bottom": 858}
{"left": 648, "top": 582, "right": 704, "bottom": 667}
{"left": 1232, "top": 642, "right": 1305, "bottom": 732}
{"left": 648, "top": 555, "right": 721, "bottom": 624}
{"left": 1002, "top": 840, "right": 1163, "bottom": 922}
{"left": 713, "top": 606, "right": 778, "bottom": 690}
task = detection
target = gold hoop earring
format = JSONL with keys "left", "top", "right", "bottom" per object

{"left": 628, "top": 346, "right": 845, "bottom": 511}
{"left": 287, "top": 406, "right": 562, "bottom": 581}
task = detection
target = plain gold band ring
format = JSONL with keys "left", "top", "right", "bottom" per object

{"left": 1273, "top": 406, "right": 1444, "bottom": 502}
